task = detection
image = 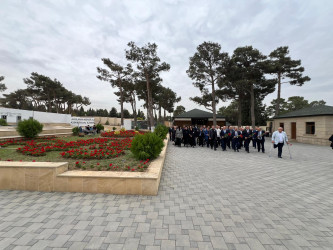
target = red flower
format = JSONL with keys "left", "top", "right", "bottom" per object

{"left": 131, "top": 169, "right": 135, "bottom": 171}
{"left": 75, "top": 161, "right": 79, "bottom": 165}
{"left": 109, "top": 163, "right": 112, "bottom": 166}
{"left": 32, "top": 160, "right": 36, "bottom": 162}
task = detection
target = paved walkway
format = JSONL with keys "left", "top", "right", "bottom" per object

{"left": 0, "top": 141, "right": 333, "bottom": 249}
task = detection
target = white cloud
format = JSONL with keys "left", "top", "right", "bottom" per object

{"left": 0, "top": 0, "right": 332, "bottom": 115}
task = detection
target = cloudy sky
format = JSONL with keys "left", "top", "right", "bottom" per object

{"left": 1, "top": 0, "right": 332, "bottom": 114}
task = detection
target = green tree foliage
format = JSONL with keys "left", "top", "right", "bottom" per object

{"left": 126, "top": 42, "right": 170, "bottom": 130}
{"left": 109, "top": 107, "right": 118, "bottom": 117}
{"left": 266, "top": 96, "right": 326, "bottom": 117}
{"left": 17, "top": 119, "right": 43, "bottom": 138}
{"left": 1, "top": 73, "right": 90, "bottom": 114}
{"left": 130, "top": 132, "right": 164, "bottom": 160}
{"left": 187, "top": 42, "right": 229, "bottom": 126}
{"left": 268, "top": 46, "right": 311, "bottom": 116}
{"left": 222, "top": 46, "right": 275, "bottom": 127}
{"left": 173, "top": 105, "right": 186, "bottom": 117}
{"left": 97, "top": 59, "right": 133, "bottom": 126}
{"left": 123, "top": 109, "right": 131, "bottom": 118}
{"left": 154, "top": 124, "right": 169, "bottom": 140}
{"left": 0, "top": 76, "right": 7, "bottom": 92}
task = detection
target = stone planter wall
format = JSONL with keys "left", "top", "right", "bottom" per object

{"left": 0, "top": 138, "right": 168, "bottom": 195}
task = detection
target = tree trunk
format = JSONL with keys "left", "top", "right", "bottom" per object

{"left": 130, "top": 93, "right": 137, "bottom": 128}
{"left": 145, "top": 72, "right": 154, "bottom": 130}
{"left": 275, "top": 72, "right": 281, "bottom": 116}
{"left": 119, "top": 84, "right": 124, "bottom": 126}
{"left": 163, "top": 109, "right": 166, "bottom": 121}
{"left": 211, "top": 81, "right": 217, "bottom": 126}
{"left": 250, "top": 83, "right": 255, "bottom": 128}
{"left": 158, "top": 106, "right": 162, "bottom": 123}
{"left": 237, "top": 98, "right": 242, "bottom": 127}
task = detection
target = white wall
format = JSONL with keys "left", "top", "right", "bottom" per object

{"left": 0, "top": 107, "right": 71, "bottom": 124}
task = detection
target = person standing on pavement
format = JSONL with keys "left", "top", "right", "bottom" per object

{"left": 271, "top": 127, "right": 289, "bottom": 158}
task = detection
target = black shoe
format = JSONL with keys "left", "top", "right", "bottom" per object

{"left": 262, "top": 151, "right": 265, "bottom": 153}
{"left": 237, "top": 149, "right": 239, "bottom": 152}
{"left": 234, "top": 149, "right": 236, "bottom": 152}
{"left": 247, "top": 151, "right": 249, "bottom": 153}
{"left": 278, "top": 156, "right": 282, "bottom": 158}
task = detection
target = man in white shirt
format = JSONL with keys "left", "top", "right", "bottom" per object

{"left": 216, "top": 126, "right": 221, "bottom": 147}
{"left": 271, "top": 127, "right": 289, "bottom": 158}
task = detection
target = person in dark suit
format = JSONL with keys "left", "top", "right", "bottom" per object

{"left": 169, "top": 127, "right": 173, "bottom": 141}
{"left": 209, "top": 126, "right": 218, "bottom": 151}
{"left": 242, "top": 126, "right": 251, "bottom": 153}
{"left": 231, "top": 127, "right": 240, "bottom": 152}
{"left": 205, "top": 126, "right": 210, "bottom": 148}
{"left": 252, "top": 127, "right": 257, "bottom": 149}
{"left": 220, "top": 126, "right": 230, "bottom": 151}
{"left": 172, "top": 126, "right": 176, "bottom": 142}
{"left": 226, "top": 126, "right": 231, "bottom": 149}
{"left": 256, "top": 127, "right": 266, "bottom": 153}
{"left": 329, "top": 134, "right": 333, "bottom": 149}
{"left": 198, "top": 127, "right": 205, "bottom": 147}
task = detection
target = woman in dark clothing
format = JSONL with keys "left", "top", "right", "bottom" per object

{"left": 198, "top": 127, "right": 204, "bottom": 147}
{"left": 183, "top": 126, "right": 190, "bottom": 147}
{"left": 329, "top": 134, "right": 333, "bottom": 149}
{"left": 175, "top": 127, "right": 183, "bottom": 147}
{"left": 189, "top": 127, "right": 196, "bottom": 147}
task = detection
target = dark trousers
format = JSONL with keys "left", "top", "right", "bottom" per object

{"left": 211, "top": 138, "right": 217, "bottom": 150}
{"left": 206, "top": 138, "right": 210, "bottom": 148}
{"left": 175, "top": 138, "right": 182, "bottom": 147}
{"left": 252, "top": 139, "right": 256, "bottom": 148}
{"left": 227, "top": 139, "right": 231, "bottom": 148}
{"left": 221, "top": 138, "right": 227, "bottom": 150}
{"left": 232, "top": 138, "right": 239, "bottom": 151}
{"left": 198, "top": 137, "right": 204, "bottom": 146}
{"left": 169, "top": 132, "right": 172, "bottom": 141}
{"left": 257, "top": 139, "right": 265, "bottom": 152}
{"left": 244, "top": 139, "right": 250, "bottom": 152}
{"left": 275, "top": 143, "right": 284, "bottom": 157}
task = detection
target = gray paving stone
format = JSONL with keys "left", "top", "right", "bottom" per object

{"left": 0, "top": 142, "right": 332, "bottom": 249}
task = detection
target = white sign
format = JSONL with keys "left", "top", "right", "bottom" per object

{"left": 71, "top": 117, "right": 95, "bottom": 127}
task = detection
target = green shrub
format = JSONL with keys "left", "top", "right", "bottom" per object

{"left": 135, "top": 126, "right": 139, "bottom": 131}
{"left": 0, "top": 118, "right": 8, "bottom": 126}
{"left": 17, "top": 119, "right": 43, "bottom": 139}
{"left": 131, "top": 132, "right": 164, "bottom": 160}
{"left": 105, "top": 120, "right": 110, "bottom": 125}
{"left": 96, "top": 124, "right": 104, "bottom": 133}
{"left": 154, "top": 124, "right": 169, "bottom": 140}
{"left": 72, "top": 127, "right": 79, "bottom": 136}
{"left": 112, "top": 127, "right": 117, "bottom": 131}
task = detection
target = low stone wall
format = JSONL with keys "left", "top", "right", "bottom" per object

{"left": 0, "top": 138, "right": 168, "bottom": 195}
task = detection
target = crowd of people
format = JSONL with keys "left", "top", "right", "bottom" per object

{"left": 169, "top": 125, "right": 268, "bottom": 153}
{"left": 169, "top": 125, "right": 294, "bottom": 158}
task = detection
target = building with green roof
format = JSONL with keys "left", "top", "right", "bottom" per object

{"left": 272, "top": 105, "right": 333, "bottom": 146}
{"left": 173, "top": 109, "right": 226, "bottom": 127}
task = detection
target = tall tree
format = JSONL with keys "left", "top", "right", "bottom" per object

{"left": 268, "top": 46, "right": 311, "bottom": 116}
{"left": 109, "top": 107, "right": 118, "bottom": 117}
{"left": 160, "top": 87, "right": 181, "bottom": 121}
{"left": 230, "top": 46, "right": 275, "bottom": 128}
{"left": 173, "top": 105, "right": 186, "bottom": 117}
{"left": 97, "top": 59, "right": 133, "bottom": 126}
{"left": 125, "top": 41, "right": 170, "bottom": 129}
{"left": 187, "top": 42, "right": 229, "bottom": 126}
{"left": 0, "top": 76, "right": 7, "bottom": 92}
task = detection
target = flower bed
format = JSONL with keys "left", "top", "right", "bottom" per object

{"left": 0, "top": 135, "right": 150, "bottom": 172}
{"left": 101, "top": 130, "right": 145, "bottom": 138}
